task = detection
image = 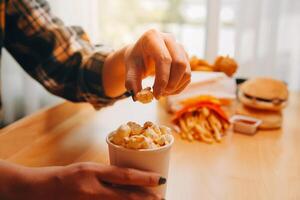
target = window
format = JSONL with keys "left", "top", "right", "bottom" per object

{"left": 98, "top": 0, "right": 207, "bottom": 57}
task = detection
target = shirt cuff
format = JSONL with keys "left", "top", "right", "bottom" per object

{"left": 79, "top": 48, "right": 129, "bottom": 110}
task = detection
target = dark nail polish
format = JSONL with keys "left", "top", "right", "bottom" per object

{"left": 129, "top": 90, "right": 136, "bottom": 101}
{"left": 158, "top": 177, "right": 167, "bottom": 185}
{"left": 129, "top": 90, "right": 134, "bottom": 96}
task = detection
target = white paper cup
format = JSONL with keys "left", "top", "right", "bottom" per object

{"left": 106, "top": 132, "right": 174, "bottom": 197}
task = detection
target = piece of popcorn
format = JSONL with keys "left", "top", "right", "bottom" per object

{"left": 152, "top": 124, "right": 162, "bottom": 135}
{"left": 159, "top": 125, "right": 172, "bottom": 135}
{"left": 143, "top": 127, "right": 159, "bottom": 141}
{"left": 127, "top": 122, "right": 143, "bottom": 135}
{"left": 141, "top": 138, "right": 158, "bottom": 149}
{"left": 135, "top": 87, "right": 154, "bottom": 104}
{"left": 125, "top": 135, "right": 146, "bottom": 149}
{"left": 110, "top": 124, "right": 131, "bottom": 146}
{"left": 155, "top": 134, "right": 172, "bottom": 146}
{"left": 110, "top": 131, "right": 124, "bottom": 145}
{"left": 116, "top": 124, "right": 131, "bottom": 137}
{"left": 143, "top": 121, "right": 154, "bottom": 129}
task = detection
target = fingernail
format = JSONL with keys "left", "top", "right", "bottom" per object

{"left": 132, "top": 95, "right": 136, "bottom": 102}
{"left": 158, "top": 177, "right": 167, "bottom": 185}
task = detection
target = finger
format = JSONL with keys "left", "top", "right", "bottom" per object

{"left": 172, "top": 78, "right": 191, "bottom": 95}
{"left": 166, "top": 44, "right": 191, "bottom": 95}
{"left": 162, "top": 34, "right": 188, "bottom": 94}
{"left": 96, "top": 165, "right": 166, "bottom": 187}
{"left": 178, "top": 68, "right": 191, "bottom": 90}
{"left": 125, "top": 58, "right": 144, "bottom": 97}
{"left": 163, "top": 76, "right": 190, "bottom": 96}
{"left": 100, "top": 186, "right": 162, "bottom": 200}
{"left": 142, "top": 29, "right": 172, "bottom": 99}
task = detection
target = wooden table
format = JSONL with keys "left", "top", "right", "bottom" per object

{"left": 1, "top": 93, "right": 300, "bottom": 200}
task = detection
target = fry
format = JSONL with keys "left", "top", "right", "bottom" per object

{"left": 208, "top": 113, "right": 222, "bottom": 130}
{"left": 179, "top": 118, "right": 189, "bottom": 133}
{"left": 187, "top": 133, "right": 194, "bottom": 142}
{"left": 193, "top": 133, "right": 200, "bottom": 140}
{"left": 212, "top": 126, "right": 222, "bottom": 142}
{"left": 174, "top": 98, "right": 230, "bottom": 144}
{"left": 180, "top": 132, "right": 187, "bottom": 140}
{"left": 195, "top": 124, "right": 214, "bottom": 144}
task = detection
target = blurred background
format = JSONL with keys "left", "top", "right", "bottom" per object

{"left": 1, "top": 0, "right": 299, "bottom": 125}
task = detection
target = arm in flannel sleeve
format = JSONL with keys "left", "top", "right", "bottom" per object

{"left": 4, "top": 0, "right": 129, "bottom": 109}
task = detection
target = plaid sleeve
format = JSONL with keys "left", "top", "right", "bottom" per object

{"left": 4, "top": 0, "right": 129, "bottom": 109}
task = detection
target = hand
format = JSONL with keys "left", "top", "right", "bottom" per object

{"left": 124, "top": 29, "right": 191, "bottom": 99}
{"left": 103, "top": 29, "right": 191, "bottom": 99}
{"left": 4, "top": 162, "right": 165, "bottom": 200}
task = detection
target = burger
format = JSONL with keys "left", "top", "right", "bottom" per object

{"left": 237, "top": 77, "right": 288, "bottom": 129}
{"left": 238, "top": 77, "right": 288, "bottom": 111}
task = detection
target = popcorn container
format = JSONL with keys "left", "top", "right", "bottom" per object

{"left": 106, "top": 132, "right": 174, "bottom": 197}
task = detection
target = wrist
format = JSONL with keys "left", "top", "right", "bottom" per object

{"left": 103, "top": 45, "right": 129, "bottom": 98}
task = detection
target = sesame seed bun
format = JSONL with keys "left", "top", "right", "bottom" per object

{"left": 239, "top": 77, "right": 288, "bottom": 111}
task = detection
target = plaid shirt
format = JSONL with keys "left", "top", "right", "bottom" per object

{"left": 0, "top": 0, "right": 128, "bottom": 120}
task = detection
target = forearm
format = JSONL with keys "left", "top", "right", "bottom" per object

{"left": 0, "top": 160, "right": 28, "bottom": 199}
{"left": 103, "top": 46, "right": 128, "bottom": 98}
{"left": 6, "top": 0, "right": 126, "bottom": 109}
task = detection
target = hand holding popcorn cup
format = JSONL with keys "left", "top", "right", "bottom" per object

{"left": 107, "top": 121, "right": 174, "bottom": 197}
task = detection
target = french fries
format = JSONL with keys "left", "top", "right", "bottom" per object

{"left": 173, "top": 105, "right": 229, "bottom": 144}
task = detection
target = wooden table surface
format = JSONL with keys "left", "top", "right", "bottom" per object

{"left": 0, "top": 93, "right": 300, "bottom": 200}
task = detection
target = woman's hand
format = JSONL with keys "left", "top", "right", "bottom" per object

{"left": 2, "top": 161, "right": 164, "bottom": 200}
{"left": 103, "top": 29, "right": 191, "bottom": 99}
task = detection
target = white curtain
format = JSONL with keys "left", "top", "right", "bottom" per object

{"left": 235, "top": 0, "right": 300, "bottom": 90}
{"left": 1, "top": 0, "right": 101, "bottom": 125}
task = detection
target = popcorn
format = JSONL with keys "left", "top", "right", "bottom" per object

{"left": 110, "top": 121, "right": 172, "bottom": 150}
{"left": 127, "top": 122, "right": 143, "bottom": 135}
{"left": 109, "top": 124, "right": 131, "bottom": 145}
{"left": 116, "top": 124, "right": 131, "bottom": 137}
{"left": 135, "top": 87, "right": 154, "bottom": 104}
{"left": 143, "top": 127, "right": 159, "bottom": 140}
{"left": 143, "top": 121, "right": 154, "bottom": 129}
{"left": 126, "top": 135, "right": 146, "bottom": 149}
{"left": 159, "top": 125, "right": 172, "bottom": 135}
{"left": 155, "top": 135, "right": 168, "bottom": 146}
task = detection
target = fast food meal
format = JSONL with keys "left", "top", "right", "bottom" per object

{"left": 109, "top": 121, "right": 173, "bottom": 149}
{"left": 237, "top": 77, "right": 289, "bottom": 129}
{"left": 135, "top": 87, "right": 154, "bottom": 104}
{"left": 172, "top": 96, "right": 230, "bottom": 144}
{"left": 190, "top": 55, "right": 238, "bottom": 77}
